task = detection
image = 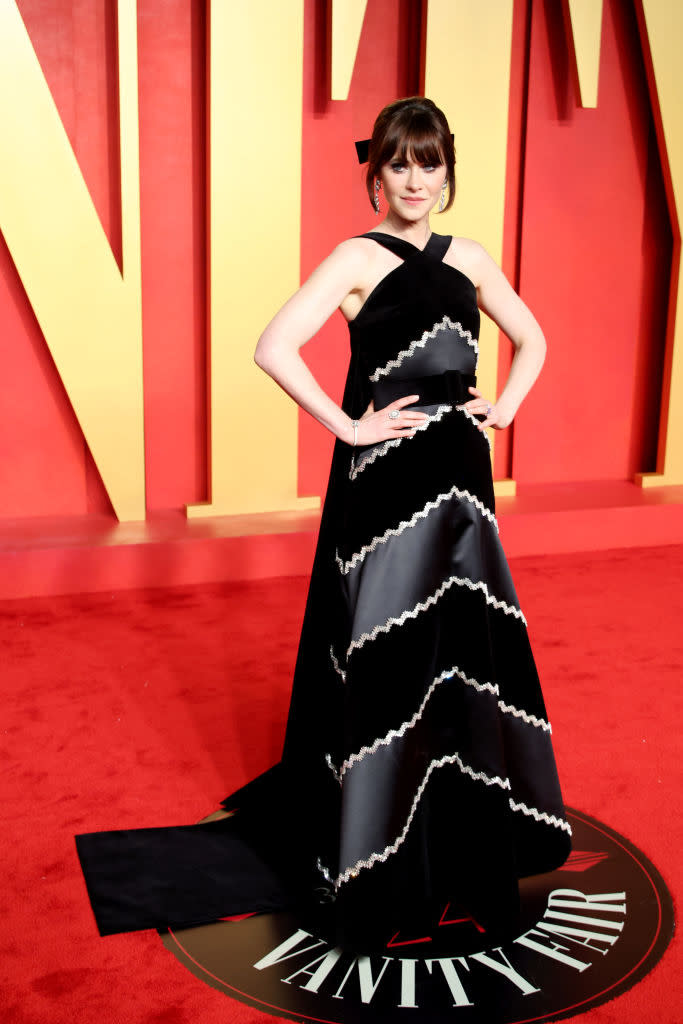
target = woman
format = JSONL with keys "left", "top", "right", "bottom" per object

{"left": 76, "top": 97, "right": 571, "bottom": 951}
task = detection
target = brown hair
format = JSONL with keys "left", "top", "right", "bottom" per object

{"left": 366, "top": 97, "right": 455, "bottom": 212}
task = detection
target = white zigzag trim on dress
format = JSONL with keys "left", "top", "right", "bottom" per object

{"left": 336, "top": 665, "right": 499, "bottom": 778}
{"left": 498, "top": 700, "right": 551, "bottom": 733}
{"left": 509, "top": 798, "right": 572, "bottom": 835}
{"left": 316, "top": 858, "right": 334, "bottom": 885}
{"left": 369, "top": 316, "right": 478, "bottom": 381}
{"left": 325, "top": 753, "right": 342, "bottom": 785}
{"left": 325, "top": 673, "right": 549, "bottom": 784}
{"left": 332, "top": 752, "right": 510, "bottom": 888}
{"left": 349, "top": 405, "right": 452, "bottom": 481}
{"left": 455, "top": 404, "right": 492, "bottom": 450}
{"left": 347, "top": 573, "right": 526, "bottom": 657}
{"left": 336, "top": 486, "right": 498, "bottom": 576}
{"left": 329, "top": 646, "right": 346, "bottom": 684}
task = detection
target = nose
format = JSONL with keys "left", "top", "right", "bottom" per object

{"left": 406, "top": 166, "right": 422, "bottom": 190}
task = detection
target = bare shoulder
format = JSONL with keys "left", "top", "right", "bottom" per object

{"left": 328, "top": 236, "right": 376, "bottom": 272}
{"left": 443, "top": 236, "right": 495, "bottom": 288}
{"left": 302, "top": 236, "right": 373, "bottom": 288}
{"left": 330, "top": 236, "right": 396, "bottom": 321}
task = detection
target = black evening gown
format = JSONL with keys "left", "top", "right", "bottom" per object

{"left": 76, "top": 232, "right": 571, "bottom": 949}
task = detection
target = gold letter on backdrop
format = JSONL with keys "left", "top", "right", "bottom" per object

{"left": 636, "top": 0, "right": 683, "bottom": 488}
{"left": 187, "top": 0, "right": 319, "bottom": 518}
{"left": 424, "top": 0, "right": 515, "bottom": 496}
{"left": 565, "top": 0, "right": 604, "bottom": 108}
{"left": 330, "top": 0, "right": 369, "bottom": 101}
{"left": 0, "top": 0, "right": 145, "bottom": 521}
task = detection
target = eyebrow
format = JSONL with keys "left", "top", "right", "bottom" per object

{"left": 390, "top": 155, "right": 441, "bottom": 165}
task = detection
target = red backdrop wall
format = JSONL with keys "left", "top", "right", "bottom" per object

{"left": 0, "top": 0, "right": 671, "bottom": 520}
{"left": 513, "top": 0, "right": 670, "bottom": 484}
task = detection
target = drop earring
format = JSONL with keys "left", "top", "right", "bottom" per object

{"left": 438, "top": 181, "right": 447, "bottom": 212}
{"left": 374, "top": 178, "right": 381, "bottom": 215}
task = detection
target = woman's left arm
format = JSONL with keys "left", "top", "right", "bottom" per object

{"left": 459, "top": 241, "right": 546, "bottom": 431}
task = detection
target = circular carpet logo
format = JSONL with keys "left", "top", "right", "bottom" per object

{"left": 160, "top": 808, "right": 674, "bottom": 1023}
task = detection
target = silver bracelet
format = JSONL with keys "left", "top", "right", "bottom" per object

{"left": 351, "top": 419, "right": 359, "bottom": 447}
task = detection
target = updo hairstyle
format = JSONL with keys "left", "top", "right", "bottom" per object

{"left": 365, "top": 97, "right": 456, "bottom": 212}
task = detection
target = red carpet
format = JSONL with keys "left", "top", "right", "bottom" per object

{"left": 1, "top": 544, "right": 680, "bottom": 1022}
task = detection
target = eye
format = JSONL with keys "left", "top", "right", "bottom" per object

{"left": 389, "top": 162, "right": 405, "bottom": 172}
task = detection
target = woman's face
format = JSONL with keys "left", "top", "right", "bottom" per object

{"left": 379, "top": 149, "right": 447, "bottom": 220}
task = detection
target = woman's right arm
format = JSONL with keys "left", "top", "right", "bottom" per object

{"left": 254, "top": 240, "right": 426, "bottom": 445}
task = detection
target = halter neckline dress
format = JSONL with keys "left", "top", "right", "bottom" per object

{"left": 76, "top": 230, "right": 571, "bottom": 951}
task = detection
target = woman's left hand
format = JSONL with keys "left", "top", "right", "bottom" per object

{"left": 463, "top": 386, "right": 513, "bottom": 431}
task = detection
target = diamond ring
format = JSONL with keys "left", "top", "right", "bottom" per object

{"left": 388, "top": 409, "right": 400, "bottom": 420}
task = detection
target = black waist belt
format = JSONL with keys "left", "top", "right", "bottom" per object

{"left": 372, "top": 370, "right": 476, "bottom": 409}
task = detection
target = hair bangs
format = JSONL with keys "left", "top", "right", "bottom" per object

{"left": 374, "top": 118, "right": 445, "bottom": 169}
{"left": 393, "top": 123, "right": 446, "bottom": 168}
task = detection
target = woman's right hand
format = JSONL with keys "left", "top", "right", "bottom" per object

{"left": 353, "top": 394, "right": 428, "bottom": 446}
